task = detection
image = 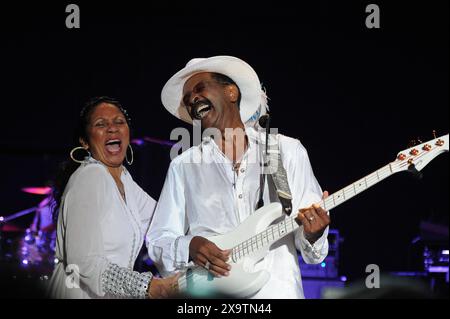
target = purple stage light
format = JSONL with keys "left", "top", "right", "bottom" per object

{"left": 131, "top": 136, "right": 176, "bottom": 147}
{"left": 131, "top": 138, "right": 145, "bottom": 146}
{"left": 428, "top": 266, "right": 449, "bottom": 273}
{"left": 22, "top": 259, "right": 29, "bottom": 265}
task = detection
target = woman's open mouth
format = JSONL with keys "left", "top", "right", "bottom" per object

{"left": 105, "top": 139, "right": 122, "bottom": 154}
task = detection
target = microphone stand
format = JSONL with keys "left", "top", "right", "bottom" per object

{"left": 0, "top": 207, "right": 38, "bottom": 224}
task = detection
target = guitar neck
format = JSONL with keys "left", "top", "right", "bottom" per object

{"left": 317, "top": 162, "right": 395, "bottom": 212}
{"left": 231, "top": 163, "right": 396, "bottom": 261}
{"left": 288, "top": 163, "right": 395, "bottom": 234}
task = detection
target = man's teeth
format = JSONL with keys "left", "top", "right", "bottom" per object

{"left": 197, "top": 104, "right": 210, "bottom": 112}
{"left": 195, "top": 104, "right": 211, "bottom": 119}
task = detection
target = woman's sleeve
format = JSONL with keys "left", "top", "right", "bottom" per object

{"left": 101, "top": 263, "right": 153, "bottom": 298}
{"left": 63, "top": 165, "right": 152, "bottom": 298}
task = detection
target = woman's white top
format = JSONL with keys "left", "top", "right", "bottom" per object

{"left": 47, "top": 158, "right": 157, "bottom": 298}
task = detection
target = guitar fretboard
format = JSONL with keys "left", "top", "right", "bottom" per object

{"left": 231, "top": 163, "right": 395, "bottom": 262}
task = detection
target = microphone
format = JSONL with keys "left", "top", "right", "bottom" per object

{"left": 258, "top": 114, "right": 270, "bottom": 156}
{"left": 256, "top": 113, "right": 270, "bottom": 210}
{"left": 258, "top": 114, "right": 270, "bottom": 128}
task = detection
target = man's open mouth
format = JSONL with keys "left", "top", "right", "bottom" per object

{"left": 192, "top": 101, "right": 212, "bottom": 120}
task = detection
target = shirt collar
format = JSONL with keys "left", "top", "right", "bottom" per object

{"left": 200, "top": 126, "right": 260, "bottom": 164}
{"left": 84, "top": 156, "right": 128, "bottom": 176}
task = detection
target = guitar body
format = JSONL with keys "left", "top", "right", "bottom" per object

{"left": 182, "top": 202, "right": 284, "bottom": 298}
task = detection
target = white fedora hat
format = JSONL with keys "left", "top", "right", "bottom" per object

{"left": 161, "top": 55, "right": 268, "bottom": 126}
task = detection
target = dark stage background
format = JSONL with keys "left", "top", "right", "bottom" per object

{"left": 0, "top": 1, "right": 448, "bottom": 297}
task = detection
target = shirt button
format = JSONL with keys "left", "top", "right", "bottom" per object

{"left": 240, "top": 168, "right": 245, "bottom": 173}
{"left": 238, "top": 194, "right": 243, "bottom": 199}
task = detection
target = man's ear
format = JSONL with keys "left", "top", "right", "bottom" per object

{"left": 79, "top": 138, "right": 89, "bottom": 149}
{"left": 227, "top": 84, "right": 239, "bottom": 103}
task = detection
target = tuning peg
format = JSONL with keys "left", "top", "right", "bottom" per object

{"left": 422, "top": 144, "right": 432, "bottom": 151}
{"left": 432, "top": 130, "right": 437, "bottom": 139}
{"left": 417, "top": 137, "right": 423, "bottom": 144}
{"left": 408, "top": 139, "right": 417, "bottom": 147}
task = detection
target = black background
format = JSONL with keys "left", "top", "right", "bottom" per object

{"left": 0, "top": 0, "right": 448, "bottom": 289}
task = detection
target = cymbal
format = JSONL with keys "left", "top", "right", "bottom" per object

{"left": 21, "top": 187, "right": 52, "bottom": 195}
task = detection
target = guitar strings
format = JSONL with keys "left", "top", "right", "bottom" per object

{"left": 230, "top": 165, "right": 392, "bottom": 257}
{"left": 231, "top": 149, "right": 432, "bottom": 257}
{"left": 233, "top": 152, "right": 426, "bottom": 258}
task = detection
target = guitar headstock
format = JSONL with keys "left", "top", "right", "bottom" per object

{"left": 391, "top": 132, "right": 448, "bottom": 174}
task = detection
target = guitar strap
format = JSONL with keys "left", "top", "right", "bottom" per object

{"left": 261, "top": 133, "right": 293, "bottom": 216}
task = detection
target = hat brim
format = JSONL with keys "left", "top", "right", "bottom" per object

{"left": 161, "top": 56, "right": 262, "bottom": 124}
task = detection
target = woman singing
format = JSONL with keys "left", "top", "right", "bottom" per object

{"left": 47, "top": 97, "right": 178, "bottom": 298}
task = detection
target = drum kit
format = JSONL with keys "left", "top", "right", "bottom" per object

{"left": 0, "top": 186, "right": 57, "bottom": 281}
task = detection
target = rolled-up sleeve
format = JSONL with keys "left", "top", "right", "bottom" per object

{"left": 283, "top": 138, "right": 329, "bottom": 264}
{"left": 146, "top": 162, "right": 192, "bottom": 277}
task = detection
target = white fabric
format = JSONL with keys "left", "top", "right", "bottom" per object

{"left": 47, "top": 159, "right": 157, "bottom": 298}
{"left": 146, "top": 127, "right": 329, "bottom": 299}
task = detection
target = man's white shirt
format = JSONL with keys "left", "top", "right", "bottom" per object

{"left": 146, "top": 127, "right": 329, "bottom": 298}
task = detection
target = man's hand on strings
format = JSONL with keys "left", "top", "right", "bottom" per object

{"left": 295, "top": 191, "right": 331, "bottom": 244}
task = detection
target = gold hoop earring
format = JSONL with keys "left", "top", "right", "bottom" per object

{"left": 126, "top": 144, "right": 134, "bottom": 165}
{"left": 70, "top": 146, "right": 91, "bottom": 164}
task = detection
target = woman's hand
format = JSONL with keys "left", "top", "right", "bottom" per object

{"left": 147, "top": 273, "right": 181, "bottom": 299}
